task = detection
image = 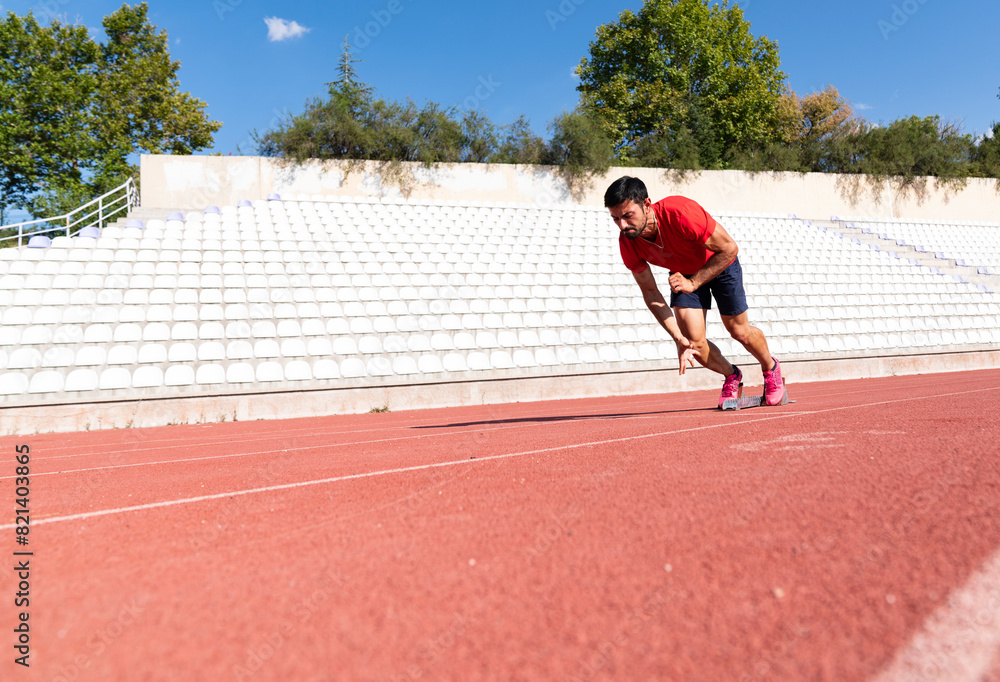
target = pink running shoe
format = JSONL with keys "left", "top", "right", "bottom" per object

{"left": 762, "top": 358, "right": 785, "bottom": 406}
{"left": 718, "top": 365, "right": 742, "bottom": 409}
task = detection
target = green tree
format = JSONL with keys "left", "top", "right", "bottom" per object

{"left": 0, "top": 12, "right": 97, "bottom": 220}
{"left": 258, "top": 43, "right": 597, "bottom": 177}
{"left": 576, "top": 0, "right": 788, "bottom": 169}
{"left": 972, "top": 123, "right": 1000, "bottom": 180}
{"left": 0, "top": 3, "right": 220, "bottom": 224}
{"left": 726, "top": 139, "right": 802, "bottom": 173}
{"left": 494, "top": 116, "right": 547, "bottom": 165}
{"left": 849, "top": 116, "right": 973, "bottom": 187}
{"left": 89, "top": 3, "right": 220, "bottom": 195}
{"left": 971, "top": 88, "right": 1000, "bottom": 180}
{"left": 460, "top": 110, "right": 499, "bottom": 164}
{"left": 726, "top": 86, "right": 860, "bottom": 173}
{"left": 780, "top": 86, "right": 859, "bottom": 172}
{"left": 543, "top": 108, "right": 615, "bottom": 181}
{"left": 257, "top": 42, "right": 457, "bottom": 165}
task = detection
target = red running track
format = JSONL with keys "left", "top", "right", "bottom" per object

{"left": 1, "top": 369, "right": 1000, "bottom": 682}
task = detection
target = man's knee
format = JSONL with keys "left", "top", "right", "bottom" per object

{"left": 676, "top": 336, "right": 708, "bottom": 351}
{"left": 726, "top": 322, "right": 757, "bottom": 346}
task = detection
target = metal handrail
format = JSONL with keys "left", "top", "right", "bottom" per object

{"left": 0, "top": 178, "right": 138, "bottom": 248}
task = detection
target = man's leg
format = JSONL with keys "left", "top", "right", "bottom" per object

{"left": 708, "top": 257, "right": 776, "bottom": 375}
{"left": 721, "top": 312, "right": 774, "bottom": 373}
{"left": 673, "top": 307, "right": 737, "bottom": 376}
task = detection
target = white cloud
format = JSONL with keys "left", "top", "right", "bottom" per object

{"left": 856, "top": 103, "right": 872, "bottom": 111}
{"left": 264, "top": 17, "right": 310, "bottom": 42}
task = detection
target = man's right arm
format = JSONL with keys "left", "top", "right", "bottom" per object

{"left": 632, "top": 267, "right": 700, "bottom": 373}
{"left": 632, "top": 267, "right": 686, "bottom": 344}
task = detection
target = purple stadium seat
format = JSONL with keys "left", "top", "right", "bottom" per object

{"left": 204, "top": 206, "right": 221, "bottom": 214}
{"left": 125, "top": 219, "right": 144, "bottom": 229}
{"left": 167, "top": 212, "right": 184, "bottom": 221}
{"left": 27, "top": 235, "right": 52, "bottom": 248}
{"left": 77, "top": 226, "right": 100, "bottom": 239}
{"left": 266, "top": 193, "right": 281, "bottom": 201}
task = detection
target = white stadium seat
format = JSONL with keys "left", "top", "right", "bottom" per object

{"left": 28, "top": 370, "right": 64, "bottom": 394}
{"left": 65, "top": 369, "right": 99, "bottom": 392}
{"left": 442, "top": 353, "right": 468, "bottom": 372}
{"left": 133, "top": 367, "right": 165, "bottom": 388}
{"left": 340, "top": 358, "right": 366, "bottom": 378}
{"left": 256, "top": 361, "right": 284, "bottom": 382}
{"left": 284, "top": 360, "right": 312, "bottom": 381}
{"left": 312, "top": 359, "right": 341, "bottom": 380}
{"left": 0, "top": 372, "right": 29, "bottom": 395}
{"left": 7, "top": 349, "right": 42, "bottom": 370}
{"left": 226, "top": 363, "right": 256, "bottom": 384}
{"left": 417, "top": 355, "right": 444, "bottom": 374}
{"left": 99, "top": 368, "right": 131, "bottom": 390}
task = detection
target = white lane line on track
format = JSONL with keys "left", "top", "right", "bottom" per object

{"left": 18, "top": 394, "right": 682, "bottom": 461}
{"left": 3, "top": 371, "right": 994, "bottom": 458}
{"left": 0, "top": 408, "right": 675, "bottom": 480}
{"left": 2, "top": 383, "right": 997, "bottom": 530}
{"left": 6, "top": 383, "right": 996, "bottom": 481}
{"left": 13, "top": 372, "right": 993, "bottom": 460}
{"left": 871, "top": 547, "right": 1000, "bottom": 682}
{"left": 0, "top": 410, "right": 808, "bottom": 529}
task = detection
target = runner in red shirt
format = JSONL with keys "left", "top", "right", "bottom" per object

{"left": 605, "top": 176, "right": 784, "bottom": 408}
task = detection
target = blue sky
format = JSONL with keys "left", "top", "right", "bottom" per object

{"left": 5, "top": 0, "right": 1000, "bottom": 155}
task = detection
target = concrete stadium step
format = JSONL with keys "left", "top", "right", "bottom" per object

{"left": 107, "top": 206, "right": 228, "bottom": 229}
{"left": 821, "top": 219, "right": 999, "bottom": 292}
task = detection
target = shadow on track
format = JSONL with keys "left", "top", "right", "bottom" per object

{"left": 412, "top": 406, "right": 715, "bottom": 430}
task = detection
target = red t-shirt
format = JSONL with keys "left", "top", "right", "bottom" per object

{"left": 619, "top": 196, "right": 724, "bottom": 276}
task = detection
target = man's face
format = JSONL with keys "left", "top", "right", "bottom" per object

{"left": 608, "top": 198, "right": 654, "bottom": 240}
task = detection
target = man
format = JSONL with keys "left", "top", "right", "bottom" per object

{"left": 604, "top": 176, "right": 784, "bottom": 408}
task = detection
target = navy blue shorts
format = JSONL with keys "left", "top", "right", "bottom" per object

{"left": 669, "top": 257, "right": 749, "bottom": 317}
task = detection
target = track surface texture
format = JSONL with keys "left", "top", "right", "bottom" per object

{"left": 2, "top": 369, "right": 999, "bottom": 682}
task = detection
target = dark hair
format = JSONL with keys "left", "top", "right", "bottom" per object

{"left": 604, "top": 176, "right": 648, "bottom": 207}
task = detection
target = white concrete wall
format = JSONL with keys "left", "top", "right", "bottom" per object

{"left": 140, "top": 155, "right": 1000, "bottom": 222}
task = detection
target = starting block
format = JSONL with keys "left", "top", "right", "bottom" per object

{"left": 721, "top": 379, "right": 792, "bottom": 411}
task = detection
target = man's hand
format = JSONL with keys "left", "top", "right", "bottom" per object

{"left": 669, "top": 272, "right": 696, "bottom": 294}
{"left": 676, "top": 337, "right": 701, "bottom": 375}
{"left": 668, "top": 223, "right": 740, "bottom": 296}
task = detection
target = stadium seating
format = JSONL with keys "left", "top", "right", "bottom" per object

{"left": 1, "top": 197, "right": 998, "bottom": 406}
{"left": 841, "top": 217, "right": 1000, "bottom": 275}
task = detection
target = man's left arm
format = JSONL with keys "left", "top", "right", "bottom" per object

{"left": 668, "top": 223, "right": 739, "bottom": 294}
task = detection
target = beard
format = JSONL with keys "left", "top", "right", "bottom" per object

{"left": 622, "top": 205, "right": 647, "bottom": 240}
{"left": 623, "top": 205, "right": 649, "bottom": 240}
